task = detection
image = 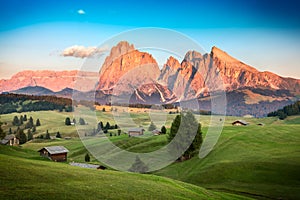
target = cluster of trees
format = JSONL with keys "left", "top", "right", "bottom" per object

{"left": 96, "top": 121, "right": 118, "bottom": 134}
{"left": 65, "top": 117, "right": 86, "bottom": 125}
{"left": 267, "top": 101, "right": 300, "bottom": 120}
{"left": 167, "top": 111, "right": 203, "bottom": 160}
{"left": 36, "top": 130, "right": 61, "bottom": 139}
{"left": 0, "top": 93, "right": 73, "bottom": 114}
{"left": 12, "top": 115, "right": 41, "bottom": 129}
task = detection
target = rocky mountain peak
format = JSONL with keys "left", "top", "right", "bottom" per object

{"left": 211, "top": 46, "right": 239, "bottom": 63}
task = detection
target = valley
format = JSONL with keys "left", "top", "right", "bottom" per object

{"left": 0, "top": 109, "right": 299, "bottom": 199}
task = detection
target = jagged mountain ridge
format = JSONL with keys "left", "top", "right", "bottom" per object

{"left": 1, "top": 41, "right": 300, "bottom": 116}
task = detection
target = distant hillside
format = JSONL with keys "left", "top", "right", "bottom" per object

{"left": 0, "top": 93, "right": 72, "bottom": 114}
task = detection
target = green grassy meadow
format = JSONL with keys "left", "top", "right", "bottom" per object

{"left": 0, "top": 109, "right": 299, "bottom": 199}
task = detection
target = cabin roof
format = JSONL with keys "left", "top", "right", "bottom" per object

{"left": 38, "top": 146, "right": 69, "bottom": 154}
{"left": 128, "top": 128, "right": 144, "bottom": 132}
{"left": 232, "top": 120, "right": 249, "bottom": 125}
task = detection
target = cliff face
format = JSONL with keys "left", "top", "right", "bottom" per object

{"left": 1, "top": 41, "right": 300, "bottom": 109}
{"left": 97, "top": 41, "right": 162, "bottom": 99}
{"left": 158, "top": 46, "right": 300, "bottom": 99}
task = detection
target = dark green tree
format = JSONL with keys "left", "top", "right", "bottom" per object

{"left": 45, "top": 130, "right": 50, "bottom": 139}
{"left": 56, "top": 131, "right": 61, "bottom": 138}
{"left": 161, "top": 126, "right": 167, "bottom": 134}
{"left": 12, "top": 116, "right": 20, "bottom": 126}
{"left": 36, "top": 118, "right": 41, "bottom": 126}
{"left": 0, "top": 125, "right": 5, "bottom": 139}
{"left": 65, "top": 117, "right": 71, "bottom": 125}
{"left": 27, "top": 129, "right": 33, "bottom": 141}
{"left": 168, "top": 115, "right": 181, "bottom": 142}
{"left": 105, "top": 122, "right": 110, "bottom": 130}
{"left": 148, "top": 121, "right": 156, "bottom": 131}
{"left": 20, "top": 115, "right": 24, "bottom": 125}
{"left": 29, "top": 117, "right": 34, "bottom": 127}
{"left": 16, "top": 129, "right": 27, "bottom": 144}
{"left": 25, "top": 117, "right": 34, "bottom": 129}
{"left": 128, "top": 156, "right": 149, "bottom": 173}
{"left": 23, "top": 114, "right": 27, "bottom": 121}
{"left": 102, "top": 107, "right": 106, "bottom": 112}
{"left": 85, "top": 153, "right": 90, "bottom": 162}
{"left": 167, "top": 112, "right": 203, "bottom": 160}
{"left": 79, "top": 118, "right": 86, "bottom": 125}
{"left": 9, "top": 127, "right": 12, "bottom": 135}
{"left": 32, "top": 126, "right": 36, "bottom": 133}
{"left": 117, "top": 129, "right": 121, "bottom": 136}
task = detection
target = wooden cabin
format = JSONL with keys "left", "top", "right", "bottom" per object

{"left": 1, "top": 134, "right": 19, "bottom": 146}
{"left": 128, "top": 128, "right": 144, "bottom": 137}
{"left": 38, "top": 146, "right": 69, "bottom": 162}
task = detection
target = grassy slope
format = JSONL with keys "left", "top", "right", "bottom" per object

{"left": 0, "top": 146, "right": 247, "bottom": 200}
{"left": 1, "top": 110, "right": 300, "bottom": 199}
{"left": 154, "top": 118, "right": 300, "bottom": 199}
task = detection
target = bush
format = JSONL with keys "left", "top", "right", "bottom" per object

{"left": 85, "top": 153, "right": 90, "bottom": 162}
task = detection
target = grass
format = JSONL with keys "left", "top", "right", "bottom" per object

{"left": 0, "top": 145, "right": 248, "bottom": 200}
{"left": 1, "top": 109, "right": 300, "bottom": 199}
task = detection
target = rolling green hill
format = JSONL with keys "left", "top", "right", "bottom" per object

{"left": 1, "top": 110, "right": 299, "bottom": 199}
{"left": 0, "top": 145, "right": 247, "bottom": 200}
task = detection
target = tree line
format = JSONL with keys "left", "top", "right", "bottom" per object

{"left": 267, "top": 101, "right": 300, "bottom": 120}
{"left": 0, "top": 93, "right": 73, "bottom": 114}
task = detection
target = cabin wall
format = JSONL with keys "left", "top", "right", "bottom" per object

{"left": 50, "top": 153, "right": 67, "bottom": 162}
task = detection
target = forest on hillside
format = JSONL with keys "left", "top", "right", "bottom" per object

{"left": 0, "top": 94, "right": 73, "bottom": 114}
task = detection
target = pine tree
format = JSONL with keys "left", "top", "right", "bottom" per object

{"left": 128, "top": 156, "right": 149, "bottom": 173}
{"left": 105, "top": 122, "right": 110, "bottom": 130}
{"left": 56, "top": 131, "right": 61, "bottom": 138}
{"left": 102, "top": 107, "right": 106, "bottom": 112}
{"left": 23, "top": 114, "right": 27, "bottom": 121}
{"left": 16, "top": 129, "right": 27, "bottom": 144}
{"left": 29, "top": 117, "right": 34, "bottom": 127}
{"left": 85, "top": 153, "right": 90, "bottom": 162}
{"left": 27, "top": 129, "right": 33, "bottom": 141}
{"left": 12, "top": 116, "right": 20, "bottom": 126}
{"left": 32, "top": 126, "right": 36, "bottom": 133}
{"left": 9, "top": 127, "right": 12, "bottom": 135}
{"left": 65, "top": 117, "right": 71, "bottom": 125}
{"left": 79, "top": 118, "right": 85, "bottom": 125}
{"left": 45, "top": 130, "right": 50, "bottom": 139}
{"left": 161, "top": 126, "right": 167, "bottom": 134}
{"left": 167, "top": 112, "right": 203, "bottom": 160}
{"left": 0, "top": 125, "right": 5, "bottom": 139}
{"left": 148, "top": 121, "right": 157, "bottom": 131}
{"left": 20, "top": 115, "right": 24, "bottom": 125}
{"left": 36, "top": 119, "right": 41, "bottom": 126}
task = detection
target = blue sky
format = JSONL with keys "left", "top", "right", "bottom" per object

{"left": 0, "top": 0, "right": 299, "bottom": 78}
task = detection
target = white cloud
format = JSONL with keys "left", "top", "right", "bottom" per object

{"left": 77, "top": 9, "right": 85, "bottom": 15}
{"left": 61, "top": 45, "right": 109, "bottom": 58}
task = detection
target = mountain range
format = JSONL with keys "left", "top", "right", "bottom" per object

{"left": 1, "top": 41, "right": 299, "bottom": 117}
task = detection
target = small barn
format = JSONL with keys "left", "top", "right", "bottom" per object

{"left": 38, "top": 146, "right": 69, "bottom": 162}
{"left": 1, "top": 134, "right": 19, "bottom": 146}
{"left": 232, "top": 120, "right": 249, "bottom": 126}
{"left": 128, "top": 128, "right": 144, "bottom": 137}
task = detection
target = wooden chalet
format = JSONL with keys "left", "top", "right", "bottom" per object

{"left": 128, "top": 128, "right": 145, "bottom": 137}
{"left": 0, "top": 134, "right": 19, "bottom": 146}
{"left": 38, "top": 146, "right": 69, "bottom": 162}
